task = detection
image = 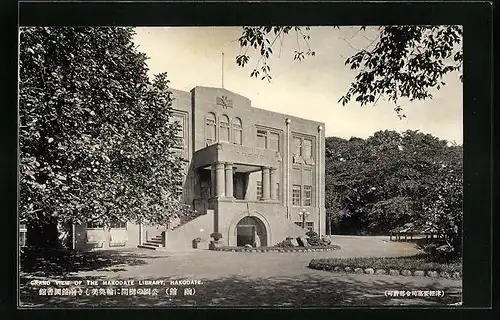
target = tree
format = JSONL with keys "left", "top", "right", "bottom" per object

{"left": 235, "top": 26, "right": 462, "bottom": 118}
{"left": 324, "top": 187, "right": 349, "bottom": 236}
{"left": 324, "top": 130, "right": 462, "bottom": 246}
{"left": 19, "top": 27, "right": 194, "bottom": 246}
{"left": 420, "top": 144, "right": 463, "bottom": 256}
{"left": 325, "top": 136, "right": 371, "bottom": 234}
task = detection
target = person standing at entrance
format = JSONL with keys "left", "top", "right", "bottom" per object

{"left": 253, "top": 229, "right": 261, "bottom": 247}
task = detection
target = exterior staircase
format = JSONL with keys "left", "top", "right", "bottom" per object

{"left": 137, "top": 216, "right": 186, "bottom": 250}
{"left": 137, "top": 234, "right": 165, "bottom": 250}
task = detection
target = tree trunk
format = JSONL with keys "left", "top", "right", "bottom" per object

{"left": 27, "top": 221, "right": 59, "bottom": 248}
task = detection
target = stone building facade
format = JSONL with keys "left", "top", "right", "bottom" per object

{"left": 74, "top": 86, "right": 325, "bottom": 250}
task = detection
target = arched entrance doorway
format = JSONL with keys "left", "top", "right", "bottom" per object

{"left": 236, "top": 216, "right": 267, "bottom": 247}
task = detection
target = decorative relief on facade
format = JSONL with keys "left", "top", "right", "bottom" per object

{"left": 304, "top": 157, "right": 315, "bottom": 165}
{"left": 292, "top": 135, "right": 316, "bottom": 165}
{"left": 216, "top": 96, "right": 233, "bottom": 109}
{"left": 235, "top": 150, "right": 265, "bottom": 160}
{"left": 293, "top": 155, "right": 304, "bottom": 164}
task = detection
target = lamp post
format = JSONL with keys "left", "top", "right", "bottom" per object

{"left": 298, "top": 209, "right": 310, "bottom": 229}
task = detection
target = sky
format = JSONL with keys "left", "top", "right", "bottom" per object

{"left": 132, "top": 27, "right": 463, "bottom": 144}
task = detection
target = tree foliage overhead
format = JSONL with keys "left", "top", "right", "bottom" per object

{"left": 19, "top": 27, "right": 193, "bottom": 229}
{"left": 236, "top": 26, "right": 462, "bottom": 118}
{"left": 324, "top": 130, "right": 462, "bottom": 254}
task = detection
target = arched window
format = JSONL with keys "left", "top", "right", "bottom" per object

{"left": 232, "top": 117, "right": 242, "bottom": 145}
{"left": 206, "top": 113, "right": 216, "bottom": 146}
{"left": 219, "top": 115, "right": 230, "bottom": 142}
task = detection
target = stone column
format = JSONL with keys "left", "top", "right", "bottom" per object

{"left": 225, "top": 163, "right": 233, "bottom": 198}
{"left": 210, "top": 164, "right": 216, "bottom": 198}
{"left": 215, "top": 162, "right": 225, "bottom": 197}
{"left": 270, "top": 168, "right": 277, "bottom": 200}
{"left": 261, "top": 167, "right": 270, "bottom": 200}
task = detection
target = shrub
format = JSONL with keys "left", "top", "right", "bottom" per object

{"left": 210, "top": 232, "right": 223, "bottom": 241}
{"left": 193, "top": 238, "right": 202, "bottom": 242}
{"left": 274, "top": 240, "right": 294, "bottom": 248}
{"left": 305, "top": 232, "right": 332, "bottom": 246}
{"left": 421, "top": 242, "right": 458, "bottom": 263}
{"left": 306, "top": 237, "right": 324, "bottom": 246}
{"left": 309, "top": 254, "right": 462, "bottom": 274}
{"left": 306, "top": 230, "right": 319, "bottom": 239}
{"left": 435, "top": 244, "right": 456, "bottom": 262}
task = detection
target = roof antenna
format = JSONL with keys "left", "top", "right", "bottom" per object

{"left": 221, "top": 52, "right": 224, "bottom": 89}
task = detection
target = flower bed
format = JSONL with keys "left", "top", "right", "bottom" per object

{"left": 213, "top": 245, "right": 341, "bottom": 253}
{"left": 308, "top": 255, "right": 462, "bottom": 279}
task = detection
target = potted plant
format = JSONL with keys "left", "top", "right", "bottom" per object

{"left": 209, "top": 232, "right": 223, "bottom": 250}
{"left": 192, "top": 237, "right": 202, "bottom": 249}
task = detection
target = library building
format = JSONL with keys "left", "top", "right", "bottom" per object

{"left": 73, "top": 86, "right": 325, "bottom": 250}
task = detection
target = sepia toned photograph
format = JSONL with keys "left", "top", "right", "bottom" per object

{"left": 18, "top": 25, "right": 464, "bottom": 308}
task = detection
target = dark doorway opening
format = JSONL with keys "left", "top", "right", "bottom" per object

{"left": 233, "top": 172, "right": 247, "bottom": 200}
{"left": 236, "top": 216, "right": 267, "bottom": 247}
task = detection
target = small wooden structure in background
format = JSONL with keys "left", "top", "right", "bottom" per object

{"left": 389, "top": 223, "right": 440, "bottom": 241}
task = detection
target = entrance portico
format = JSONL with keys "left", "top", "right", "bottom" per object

{"left": 206, "top": 162, "right": 279, "bottom": 201}
{"left": 193, "top": 142, "right": 281, "bottom": 202}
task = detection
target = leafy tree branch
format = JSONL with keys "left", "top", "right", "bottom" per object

{"left": 236, "top": 26, "right": 462, "bottom": 118}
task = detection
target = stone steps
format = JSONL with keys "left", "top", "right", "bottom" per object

{"left": 138, "top": 234, "right": 165, "bottom": 250}
{"left": 137, "top": 244, "right": 160, "bottom": 250}
{"left": 148, "top": 238, "right": 163, "bottom": 244}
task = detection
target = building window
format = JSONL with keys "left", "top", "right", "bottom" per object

{"left": 175, "top": 181, "right": 183, "bottom": 199}
{"left": 206, "top": 113, "right": 216, "bottom": 146}
{"left": 257, "top": 130, "right": 267, "bottom": 149}
{"left": 303, "top": 139, "right": 313, "bottom": 160}
{"left": 171, "top": 115, "right": 184, "bottom": 149}
{"left": 292, "top": 185, "right": 301, "bottom": 206}
{"left": 109, "top": 220, "right": 127, "bottom": 229}
{"left": 305, "top": 222, "right": 314, "bottom": 232}
{"left": 303, "top": 185, "right": 312, "bottom": 206}
{"left": 276, "top": 182, "right": 279, "bottom": 200}
{"left": 174, "top": 164, "right": 186, "bottom": 200}
{"left": 292, "top": 137, "right": 303, "bottom": 164}
{"left": 256, "top": 180, "right": 262, "bottom": 200}
{"left": 269, "top": 132, "right": 279, "bottom": 151}
{"left": 219, "top": 115, "right": 230, "bottom": 142}
{"left": 257, "top": 128, "right": 281, "bottom": 151}
{"left": 293, "top": 137, "right": 302, "bottom": 156}
{"left": 86, "top": 221, "right": 104, "bottom": 229}
{"left": 295, "top": 221, "right": 314, "bottom": 231}
{"left": 232, "top": 117, "right": 242, "bottom": 145}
